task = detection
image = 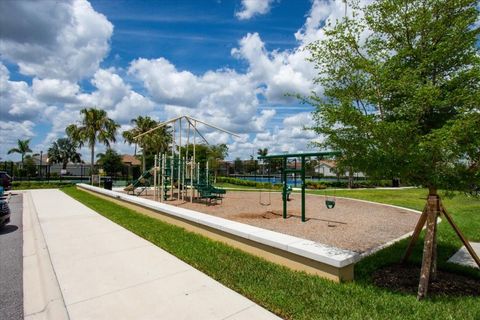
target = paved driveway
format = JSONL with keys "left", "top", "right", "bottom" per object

{"left": 0, "top": 193, "right": 23, "bottom": 320}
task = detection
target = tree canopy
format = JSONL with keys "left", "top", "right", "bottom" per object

{"left": 47, "top": 138, "right": 82, "bottom": 169}
{"left": 122, "top": 116, "right": 172, "bottom": 171}
{"left": 8, "top": 139, "right": 32, "bottom": 164}
{"left": 308, "top": 0, "right": 480, "bottom": 193}
{"left": 66, "top": 108, "right": 119, "bottom": 175}
{"left": 96, "top": 148, "right": 124, "bottom": 177}
{"left": 307, "top": 0, "right": 480, "bottom": 299}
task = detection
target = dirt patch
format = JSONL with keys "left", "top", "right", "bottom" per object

{"left": 372, "top": 264, "right": 480, "bottom": 297}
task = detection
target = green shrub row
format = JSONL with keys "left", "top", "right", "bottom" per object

{"left": 218, "top": 176, "right": 394, "bottom": 189}
{"left": 216, "top": 177, "right": 282, "bottom": 189}
{"left": 12, "top": 181, "right": 76, "bottom": 190}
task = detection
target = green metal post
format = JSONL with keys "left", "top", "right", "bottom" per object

{"left": 283, "top": 157, "right": 287, "bottom": 219}
{"left": 301, "top": 156, "right": 306, "bottom": 222}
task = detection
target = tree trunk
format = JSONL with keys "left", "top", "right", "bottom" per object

{"left": 417, "top": 187, "right": 440, "bottom": 300}
{"left": 142, "top": 152, "right": 146, "bottom": 172}
{"left": 348, "top": 167, "right": 354, "bottom": 189}
{"left": 90, "top": 144, "right": 95, "bottom": 184}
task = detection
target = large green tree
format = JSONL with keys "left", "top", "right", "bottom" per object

{"left": 66, "top": 108, "right": 119, "bottom": 176}
{"left": 122, "top": 116, "right": 171, "bottom": 172}
{"left": 47, "top": 138, "right": 82, "bottom": 170}
{"left": 8, "top": 139, "right": 32, "bottom": 164}
{"left": 308, "top": 0, "right": 479, "bottom": 299}
{"left": 96, "top": 148, "right": 124, "bottom": 177}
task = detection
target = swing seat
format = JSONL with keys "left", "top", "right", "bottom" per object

{"left": 325, "top": 200, "right": 336, "bottom": 209}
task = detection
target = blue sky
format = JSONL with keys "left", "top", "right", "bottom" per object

{"left": 0, "top": 0, "right": 349, "bottom": 161}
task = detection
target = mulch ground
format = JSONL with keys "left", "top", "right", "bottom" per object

{"left": 372, "top": 264, "right": 480, "bottom": 297}
{"left": 134, "top": 190, "right": 420, "bottom": 253}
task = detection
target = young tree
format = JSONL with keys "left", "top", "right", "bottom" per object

{"left": 234, "top": 157, "right": 244, "bottom": 174}
{"left": 308, "top": 0, "right": 479, "bottom": 299}
{"left": 209, "top": 144, "right": 228, "bottom": 181}
{"left": 8, "top": 139, "right": 32, "bottom": 165}
{"left": 122, "top": 116, "right": 171, "bottom": 172}
{"left": 96, "top": 148, "right": 124, "bottom": 177}
{"left": 257, "top": 148, "right": 268, "bottom": 174}
{"left": 66, "top": 108, "right": 119, "bottom": 177}
{"left": 22, "top": 155, "right": 37, "bottom": 177}
{"left": 47, "top": 138, "right": 82, "bottom": 170}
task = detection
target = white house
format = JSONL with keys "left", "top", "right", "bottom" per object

{"left": 314, "top": 160, "right": 365, "bottom": 178}
{"left": 314, "top": 160, "right": 338, "bottom": 177}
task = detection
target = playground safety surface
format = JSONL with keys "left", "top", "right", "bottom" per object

{"left": 137, "top": 191, "right": 419, "bottom": 253}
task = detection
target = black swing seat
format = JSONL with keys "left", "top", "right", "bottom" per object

{"left": 325, "top": 199, "right": 336, "bottom": 209}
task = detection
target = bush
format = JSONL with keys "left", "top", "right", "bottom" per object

{"left": 12, "top": 181, "right": 75, "bottom": 190}
{"left": 219, "top": 177, "right": 395, "bottom": 189}
{"left": 216, "top": 177, "right": 282, "bottom": 189}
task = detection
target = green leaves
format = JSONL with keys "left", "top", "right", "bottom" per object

{"left": 47, "top": 138, "right": 82, "bottom": 169}
{"left": 308, "top": 0, "right": 480, "bottom": 191}
{"left": 7, "top": 139, "right": 33, "bottom": 163}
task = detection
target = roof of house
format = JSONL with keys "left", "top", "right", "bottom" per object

{"left": 122, "top": 154, "right": 141, "bottom": 166}
{"left": 316, "top": 160, "right": 337, "bottom": 168}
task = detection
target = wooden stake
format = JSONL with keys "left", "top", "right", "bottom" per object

{"left": 417, "top": 196, "right": 438, "bottom": 300}
{"left": 440, "top": 202, "right": 480, "bottom": 268}
{"left": 430, "top": 199, "right": 439, "bottom": 282}
{"left": 402, "top": 204, "right": 428, "bottom": 263}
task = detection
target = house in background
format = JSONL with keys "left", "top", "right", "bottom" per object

{"left": 314, "top": 160, "right": 365, "bottom": 178}
{"left": 314, "top": 160, "right": 338, "bottom": 177}
{"left": 121, "top": 154, "right": 141, "bottom": 180}
{"left": 121, "top": 154, "right": 141, "bottom": 167}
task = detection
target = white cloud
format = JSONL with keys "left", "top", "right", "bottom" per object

{"left": 236, "top": 0, "right": 275, "bottom": 20}
{"left": 0, "top": 120, "right": 36, "bottom": 159}
{"left": 0, "top": 0, "right": 353, "bottom": 161}
{"left": 231, "top": 32, "right": 316, "bottom": 103}
{"left": 32, "top": 78, "right": 80, "bottom": 103}
{"left": 0, "top": 0, "right": 113, "bottom": 80}
{"left": 0, "top": 63, "right": 47, "bottom": 121}
{"left": 129, "top": 57, "right": 263, "bottom": 134}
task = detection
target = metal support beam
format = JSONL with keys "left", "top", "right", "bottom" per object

{"left": 301, "top": 156, "right": 306, "bottom": 222}
{"left": 282, "top": 157, "right": 287, "bottom": 219}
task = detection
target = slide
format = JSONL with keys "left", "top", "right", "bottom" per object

{"left": 124, "top": 167, "right": 154, "bottom": 192}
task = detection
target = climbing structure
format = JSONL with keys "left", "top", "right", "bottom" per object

{"left": 130, "top": 115, "right": 239, "bottom": 203}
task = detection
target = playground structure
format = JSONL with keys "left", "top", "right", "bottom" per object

{"left": 258, "top": 151, "right": 339, "bottom": 222}
{"left": 124, "top": 115, "right": 239, "bottom": 204}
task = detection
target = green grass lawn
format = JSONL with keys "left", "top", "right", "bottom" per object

{"left": 62, "top": 186, "right": 480, "bottom": 320}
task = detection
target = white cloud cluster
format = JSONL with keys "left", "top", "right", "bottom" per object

{"left": 0, "top": 63, "right": 46, "bottom": 122}
{"left": 235, "top": 0, "right": 275, "bottom": 20}
{"left": 0, "top": 0, "right": 113, "bottom": 81}
{"left": 231, "top": 32, "right": 317, "bottom": 103}
{"left": 129, "top": 58, "right": 263, "bottom": 134}
{"left": 0, "top": 0, "right": 353, "bottom": 161}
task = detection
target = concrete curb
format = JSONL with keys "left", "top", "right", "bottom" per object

{"left": 23, "top": 191, "right": 69, "bottom": 320}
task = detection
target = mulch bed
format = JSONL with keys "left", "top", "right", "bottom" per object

{"left": 136, "top": 191, "right": 420, "bottom": 253}
{"left": 372, "top": 264, "right": 480, "bottom": 297}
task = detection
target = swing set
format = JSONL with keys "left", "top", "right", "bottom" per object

{"left": 258, "top": 151, "right": 340, "bottom": 222}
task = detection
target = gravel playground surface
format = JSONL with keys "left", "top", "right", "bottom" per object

{"left": 136, "top": 190, "right": 420, "bottom": 253}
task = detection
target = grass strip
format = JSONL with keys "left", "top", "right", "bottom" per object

{"left": 62, "top": 187, "right": 480, "bottom": 320}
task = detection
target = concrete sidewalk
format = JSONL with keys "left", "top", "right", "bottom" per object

{"left": 24, "top": 189, "right": 280, "bottom": 320}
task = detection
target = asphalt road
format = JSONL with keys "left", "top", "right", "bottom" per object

{"left": 0, "top": 192, "right": 23, "bottom": 320}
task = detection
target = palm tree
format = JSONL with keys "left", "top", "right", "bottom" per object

{"left": 8, "top": 139, "right": 32, "bottom": 165}
{"left": 47, "top": 138, "right": 82, "bottom": 170}
{"left": 122, "top": 116, "right": 171, "bottom": 172}
{"left": 66, "top": 108, "right": 119, "bottom": 176}
{"left": 257, "top": 148, "right": 268, "bottom": 174}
